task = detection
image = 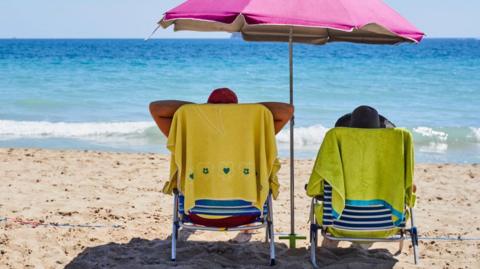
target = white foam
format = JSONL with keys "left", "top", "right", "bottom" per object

{"left": 0, "top": 120, "right": 154, "bottom": 139}
{"left": 277, "top": 124, "right": 329, "bottom": 149}
{"left": 2, "top": 120, "right": 477, "bottom": 154}
{"left": 418, "top": 142, "right": 449, "bottom": 154}
{"left": 470, "top": 127, "right": 480, "bottom": 142}
{"left": 413, "top": 127, "right": 448, "bottom": 154}
{"left": 413, "top": 127, "right": 448, "bottom": 141}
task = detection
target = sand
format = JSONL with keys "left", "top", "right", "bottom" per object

{"left": 0, "top": 148, "right": 479, "bottom": 269}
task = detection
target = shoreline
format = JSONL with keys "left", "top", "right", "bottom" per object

{"left": 1, "top": 148, "right": 479, "bottom": 268}
{"left": 1, "top": 143, "right": 479, "bottom": 164}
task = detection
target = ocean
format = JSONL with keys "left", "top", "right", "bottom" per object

{"left": 0, "top": 38, "right": 479, "bottom": 163}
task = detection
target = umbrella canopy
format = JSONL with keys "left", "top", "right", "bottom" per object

{"left": 156, "top": 0, "right": 424, "bottom": 249}
{"left": 159, "top": 0, "right": 424, "bottom": 44}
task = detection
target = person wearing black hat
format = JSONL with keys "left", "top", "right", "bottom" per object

{"left": 324, "top": 106, "right": 399, "bottom": 249}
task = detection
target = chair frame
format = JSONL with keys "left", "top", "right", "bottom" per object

{"left": 309, "top": 197, "right": 419, "bottom": 268}
{"left": 170, "top": 189, "right": 276, "bottom": 266}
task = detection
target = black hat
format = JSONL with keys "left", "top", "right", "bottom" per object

{"left": 350, "top": 106, "right": 381, "bottom": 128}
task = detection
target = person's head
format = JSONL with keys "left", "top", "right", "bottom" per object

{"left": 335, "top": 106, "right": 396, "bottom": 128}
{"left": 350, "top": 105, "right": 381, "bottom": 128}
{"left": 207, "top": 88, "right": 238, "bottom": 104}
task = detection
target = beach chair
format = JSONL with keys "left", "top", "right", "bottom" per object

{"left": 171, "top": 191, "right": 276, "bottom": 265}
{"left": 164, "top": 104, "right": 280, "bottom": 266}
{"left": 306, "top": 128, "right": 419, "bottom": 267}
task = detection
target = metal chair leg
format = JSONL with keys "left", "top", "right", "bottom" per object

{"left": 171, "top": 223, "right": 177, "bottom": 261}
{"left": 267, "top": 194, "right": 276, "bottom": 266}
{"left": 265, "top": 222, "right": 269, "bottom": 243}
{"left": 310, "top": 198, "right": 319, "bottom": 268}
{"left": 171, "top": 193, "right": 179, "bottom": 262}
{"left": 394, "top": 238, "right": 404, "bottom": 256}
{"left": 409, "top": 208, "right": 419, "bottom": 265}
{"left": 310, "top": 224, "right": 319, "bottom": 268}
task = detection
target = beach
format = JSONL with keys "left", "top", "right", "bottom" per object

{"left": 1, "top": 148, "right": 479, "bottom": 268}
{"left": 0, "top": 38, "right": 479, "bottom": 269}
{"left": 1, "top": 1, "right": 479, "bottom": 268}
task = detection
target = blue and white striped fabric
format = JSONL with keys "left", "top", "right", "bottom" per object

{"left": 322, "top": 183, "right": 406, "bottom": 231}
{"left": 179, "top": 195, "right": 268, "bottom": 218}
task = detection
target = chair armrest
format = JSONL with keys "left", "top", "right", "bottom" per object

{"left": 312, "top": 195, "right": 324, "bottom": 202}
{"left": 305, "top": 184, "right": 324, "bottom": 200}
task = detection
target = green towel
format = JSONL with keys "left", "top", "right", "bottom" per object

{"left": 307, "top": 127, "right": 415, "bottom": 225}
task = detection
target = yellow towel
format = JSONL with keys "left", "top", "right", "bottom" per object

{"left": 163, "top": 104, "right": 280, "bottom": 214}
{"left": 307, "top": 128, "right": 415, "bottom": 224}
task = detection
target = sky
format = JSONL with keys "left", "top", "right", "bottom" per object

{"left": 0, "top": 0, "right": 479, "bottom": 39}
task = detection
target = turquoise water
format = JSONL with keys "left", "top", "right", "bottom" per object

{"left": 0, "top": 39, "right": 479, "bottom": 162}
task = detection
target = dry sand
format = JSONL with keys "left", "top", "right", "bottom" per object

{"left": 0, "top": 148, "right": 479, "bottom": 269}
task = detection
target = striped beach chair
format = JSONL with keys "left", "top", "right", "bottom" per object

{"left": 171, "top": 190, "right": 276, "bottom": 265}
{"left": 165, "top": 104, "right": 280, "bottom": 265}
{"left": 309, "top": 183, "right": 419, "bottom": 267}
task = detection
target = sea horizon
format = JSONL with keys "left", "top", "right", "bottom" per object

{"left": 1, "top": 37, "right": 479, "bottom": 40}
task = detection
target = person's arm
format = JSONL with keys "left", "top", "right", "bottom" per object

{"left": 149, "top": 100, "right": 193, "bottom": 137}
{"left": 259, "top": 102, "right": 294, "bottom": 134}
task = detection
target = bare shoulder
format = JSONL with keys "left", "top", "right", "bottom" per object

{"left": 150, "top": 100, "right": 193, "bottom": 107}
{"left": 150, "top": 100, "right": 194, "bottom": 111}
{"left": 259, "top": 102, "right": 294, "bottom": 113}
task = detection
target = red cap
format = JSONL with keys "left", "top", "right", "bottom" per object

{"left": 207, "top": 88, "right": 238, "bottom": 104}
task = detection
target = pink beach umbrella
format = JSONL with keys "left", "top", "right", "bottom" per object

{"left": 154, "top": 0, "right": 424, "bottom": 248}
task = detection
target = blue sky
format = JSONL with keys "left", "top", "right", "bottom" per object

{"left": 0, "top": 0, "right": 479, "bottom": 38}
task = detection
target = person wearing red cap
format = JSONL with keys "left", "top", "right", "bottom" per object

{"left": 150, "top": 88, "right": 293, "bottom": 240}
{"left": 150, "top": 87, "right": 293, "bottom": 137}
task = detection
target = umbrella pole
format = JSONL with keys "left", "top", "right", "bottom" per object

{"left": 289, "top": 28, "right": 295, "bottom": 238}
{"left": 279, "top": 27, "right": 306, "bottom": 248}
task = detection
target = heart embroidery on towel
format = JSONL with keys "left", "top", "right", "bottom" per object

{"left": 223, "top": 168, "right": 230, "bottom": 175}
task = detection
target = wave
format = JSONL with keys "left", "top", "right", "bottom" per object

{"left": 0, "top": 120, "right": 157, "bottom": 138}
{"left": 277, "top": 125, "right": 480, "bottom": 155}
{"left": 0, "top": 120, "right": 478, "bottom": 152}
{"left": 470, "top": 127, "right": 480, "bottom": 142}
{"left": 412, "top": 127, "right": 449, "bottom": 154}
{"left": 412, "top": 126, "right": 480, "bottom": 154}
{"left": 412, "top": 127, "right": 448, "bottom": 142}
{"left": 277, "top": 124, "right": 328, "bottom": 149}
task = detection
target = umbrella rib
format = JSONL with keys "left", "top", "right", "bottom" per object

{"left": 337, "top": 0, "right": 358, "bottom": 29}
{"left": 243, "top": 30, "right": 328, "bottom": 38}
